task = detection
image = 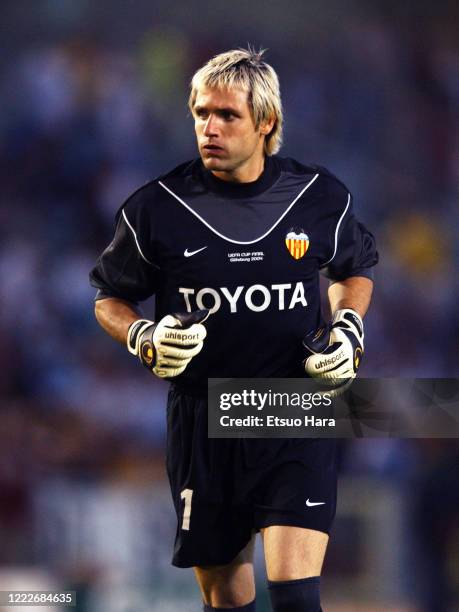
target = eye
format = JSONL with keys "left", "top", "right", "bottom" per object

{"left": 195, "top": 109, "right": 208, "bottom": 120}
{"left": 221, "top": 111, "right": 234, "bottom": 121}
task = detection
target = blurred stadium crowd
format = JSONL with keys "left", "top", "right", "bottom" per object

{"left": 0, "top": 1, "right": 458, "bottom": 610}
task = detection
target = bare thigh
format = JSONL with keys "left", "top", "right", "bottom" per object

{"left": 194, "top": 534, "right": 256, "bottom": 608}
{"left": 262, "top": 525, "right": 329, "bottom": 581}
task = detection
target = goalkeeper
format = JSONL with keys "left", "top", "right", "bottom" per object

{"left": 90, "top": 47, "right": 377, "bottom": 612}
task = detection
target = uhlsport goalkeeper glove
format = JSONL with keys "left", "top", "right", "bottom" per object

{"left": 303, "top": 308, "right": 364, "bottom": 390}
{"left": 127, "top": 309, "right": 209, "bottom": 378}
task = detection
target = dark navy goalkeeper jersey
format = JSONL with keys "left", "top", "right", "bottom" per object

{"left": 90, "top": 155, "right": 378, "bottom": 392}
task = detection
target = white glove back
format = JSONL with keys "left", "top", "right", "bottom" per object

{"left": 304, "top": 308, "right": 364, "bottom": 381}
{"left": 127, "top": 310, "right": 209, "bottom": 378}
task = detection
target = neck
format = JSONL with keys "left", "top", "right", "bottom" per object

{"left": 211, "top": 154, "right": 266, "bottom": 184}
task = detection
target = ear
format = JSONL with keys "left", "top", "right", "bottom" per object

{"left": 259, "top": 116, "right": 275, "bottom": 136}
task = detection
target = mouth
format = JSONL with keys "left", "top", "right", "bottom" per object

{"left": 202, "top": 144, "right": 225, "bottom": 153}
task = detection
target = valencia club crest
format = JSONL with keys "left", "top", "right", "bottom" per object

{"left": 285, "top": 228, "right": 309, "bottom": 260}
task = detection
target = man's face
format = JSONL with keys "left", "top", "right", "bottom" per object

{"left": 193, "top": 85, "right": 269, "bottom": 176}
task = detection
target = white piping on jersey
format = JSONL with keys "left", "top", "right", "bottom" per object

{"left": 321, "top": 193, "right": 351, "bottom": 266}
{"left": 158, "top": 173, "right": 320, "bottom": 245}
{"left": 121, "top": 209, "right": 159, "bottom": 268}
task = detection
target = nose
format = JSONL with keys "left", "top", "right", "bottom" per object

{"left": 203, "top": 114, "right": 218, "bottom": 137}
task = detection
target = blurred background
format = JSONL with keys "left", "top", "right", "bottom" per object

{"left": 1, "top": 0, "right": 458, "bottom": 610}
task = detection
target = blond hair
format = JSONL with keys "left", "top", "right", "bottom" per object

{"left": 188, "top": 47, "right": 283, "bottom": 156}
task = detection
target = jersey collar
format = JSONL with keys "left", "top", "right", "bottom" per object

{"left": 198, "top": 155, "right": 280, "bottom": 198}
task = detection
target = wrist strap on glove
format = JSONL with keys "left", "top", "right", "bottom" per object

{"left": 331, "top": 308, "right": 365, "bottom": 358}
{"left": 332, "top": 308, "right": 364, "bottom": 372}
{"left": 127, "top": 319, "right": 155, "bottom": 358}
{"left": 332, "top": 308, "right": 364, "bottom": 345}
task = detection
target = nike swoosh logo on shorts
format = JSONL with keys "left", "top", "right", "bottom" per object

{"left": 306, "top": 499, "right": 325, "bottom": 507}
{"left": 184, "top": 246, "right": 208, "bottom": 257}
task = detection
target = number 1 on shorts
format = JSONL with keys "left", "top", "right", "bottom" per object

{"left": 180, "top": 488, "right": 193, "bottom": 530}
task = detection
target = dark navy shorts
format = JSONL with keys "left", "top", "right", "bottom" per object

{"left": 166, "top": 386, "right": 338, "bottom": 568}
